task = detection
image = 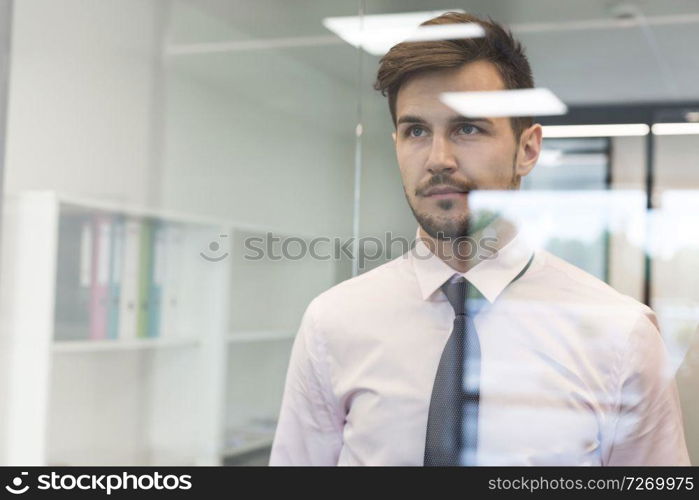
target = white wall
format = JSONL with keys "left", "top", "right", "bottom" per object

{"left": 160, "top": 1, "right": 356, "bottom": 238}
{"left": 354, "top": 50, "right": 421, "bottom": 274}
{"left": 3, "top": 0, "right": 163, "bottom": 204}
{"left": 159, "top": 70, "right": 356, "bottom": 238}
{"left": 0, "top": 0, "right": 12, "bottom": 465}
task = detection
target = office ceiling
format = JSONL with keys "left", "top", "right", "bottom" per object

{"left": 171, "top": 0, "right": 699, "bottom": 108}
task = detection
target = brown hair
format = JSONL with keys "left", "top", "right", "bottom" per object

{"left": 373, "top": 11, "right": 534, "bottom": 139}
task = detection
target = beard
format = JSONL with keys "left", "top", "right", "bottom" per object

{"left": 408, "top": 196, "right": 471, "bottom": 240}
{"left": 406, "top": 156, "right": 520, "bottom": 241}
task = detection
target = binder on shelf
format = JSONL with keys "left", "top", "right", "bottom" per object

{"left": 136, "top": 219, "right": 153, "bottom": 339}
{"left": 118, "top": 217, "right": 142, "bottom": 341}
{"left": 160, "top": 223, "right": 185, "bottom": 339}
{"left": 147, "top": 220, "right": 165, "bottom": 339}
{"left": 107, "top": 216, "right": 125, "bottom": 340}
{"left": 54, "top": 212, "right": 93, "bottom": 341}
{"left": 89, "top": 213, "right": 112, "bottom": 340}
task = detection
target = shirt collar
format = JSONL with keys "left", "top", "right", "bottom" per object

{"left": 409, "top": 225, "right": 534, "bottom": 304}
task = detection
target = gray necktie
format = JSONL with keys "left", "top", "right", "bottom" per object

{"left": 423, "top": 276, "right": 484, "bottom": 466}
{"left": 423, "top": 253, "right": 534, "bottom": 466}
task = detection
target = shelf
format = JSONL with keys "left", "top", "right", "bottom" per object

{"left": 18, "top": 191, "right": 326, "bottom": 241}
{"left": 222, "top": 421, "right": 276, "bottom": 458}
{"left": 226, "top": 330, "right": 295, "bottom": 343}
{"left": 222, "top": 435, "right": 275, "bottom": 458}
{"left": 1, "top": 190, "right": 324, "bottom": 465}
{"left": 52, "top": 337, "right": 201, "bottom": 353}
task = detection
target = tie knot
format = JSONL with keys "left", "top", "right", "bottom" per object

{"left": 441, "top": 276, "right": 467, "bottom": 315}
{"left": 440, "top": 275, "right": 485, "bottom": 316}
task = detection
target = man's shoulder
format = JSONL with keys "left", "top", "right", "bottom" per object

{"left": 315, "top": 253, "right": 410, "bottom": 302}
{"left": 305, "top": 253, "right": 413, "bottom": 320}
{"left": 533, "top": 248, "right": 655, "bottom": 322}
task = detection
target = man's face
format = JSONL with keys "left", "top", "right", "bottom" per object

{"left": 393, "top": 60, "right": 540, "bottom": 240}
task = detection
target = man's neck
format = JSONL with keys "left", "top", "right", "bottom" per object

{"left": 418, "top": 216, "right": 517, "bottom": 274}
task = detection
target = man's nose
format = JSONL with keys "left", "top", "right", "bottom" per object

{"left": 425, "top": 135, "right": 457, "bottom": 174}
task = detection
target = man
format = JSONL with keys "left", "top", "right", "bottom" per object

{"left": 269, "top": 11, "right": 690, "bottom": 466}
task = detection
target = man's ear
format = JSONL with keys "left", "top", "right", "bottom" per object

{"left": 392, "top": 130, "right": 397, "bottom": 143}
{"left": 515, "top": 123, "right": 542, "bottom": 178}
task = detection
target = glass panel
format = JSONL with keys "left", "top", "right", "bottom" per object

{"left": 0, "top": 0, "right": 362, "bottom": 466}
{"left": 0, "top": 0, "right": 697, "bottom": 469}
{"left": 522, "top": 137, "right": 611, "bottom": 280}
{"left": 351, "top": 2, "right": 696, "bottom": 467}
{"left": 160, "top": 0, "right": 362, "bottom": 465}
{"left": 652, "top": 131, "right": 699, "bottom": 460}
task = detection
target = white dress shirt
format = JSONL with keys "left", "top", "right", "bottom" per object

{"left": 269, "top": 226, "right": 691, "bottom": 466}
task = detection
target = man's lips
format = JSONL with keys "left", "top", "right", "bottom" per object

{"left": 422, "top": 186, "right": 470, "bottom": 198}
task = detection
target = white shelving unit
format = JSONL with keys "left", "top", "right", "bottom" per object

{"left": 226, "top": 330, "right": 295, "bottom": 343}
{"left": 221, "top": 225, "right": 338, "bottom": 461}
{"left": 52, "top": 337, "right": 201, "bottom": 353}
{"left": 0, "top": 190, "right": 338, "bottom": 465}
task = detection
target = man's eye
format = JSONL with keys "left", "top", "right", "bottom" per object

{"left": 407, "top": 126, "right": 426, "bottom": 137}
{"left": 458, "top": 124, "right": 480, "bottom": 135}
